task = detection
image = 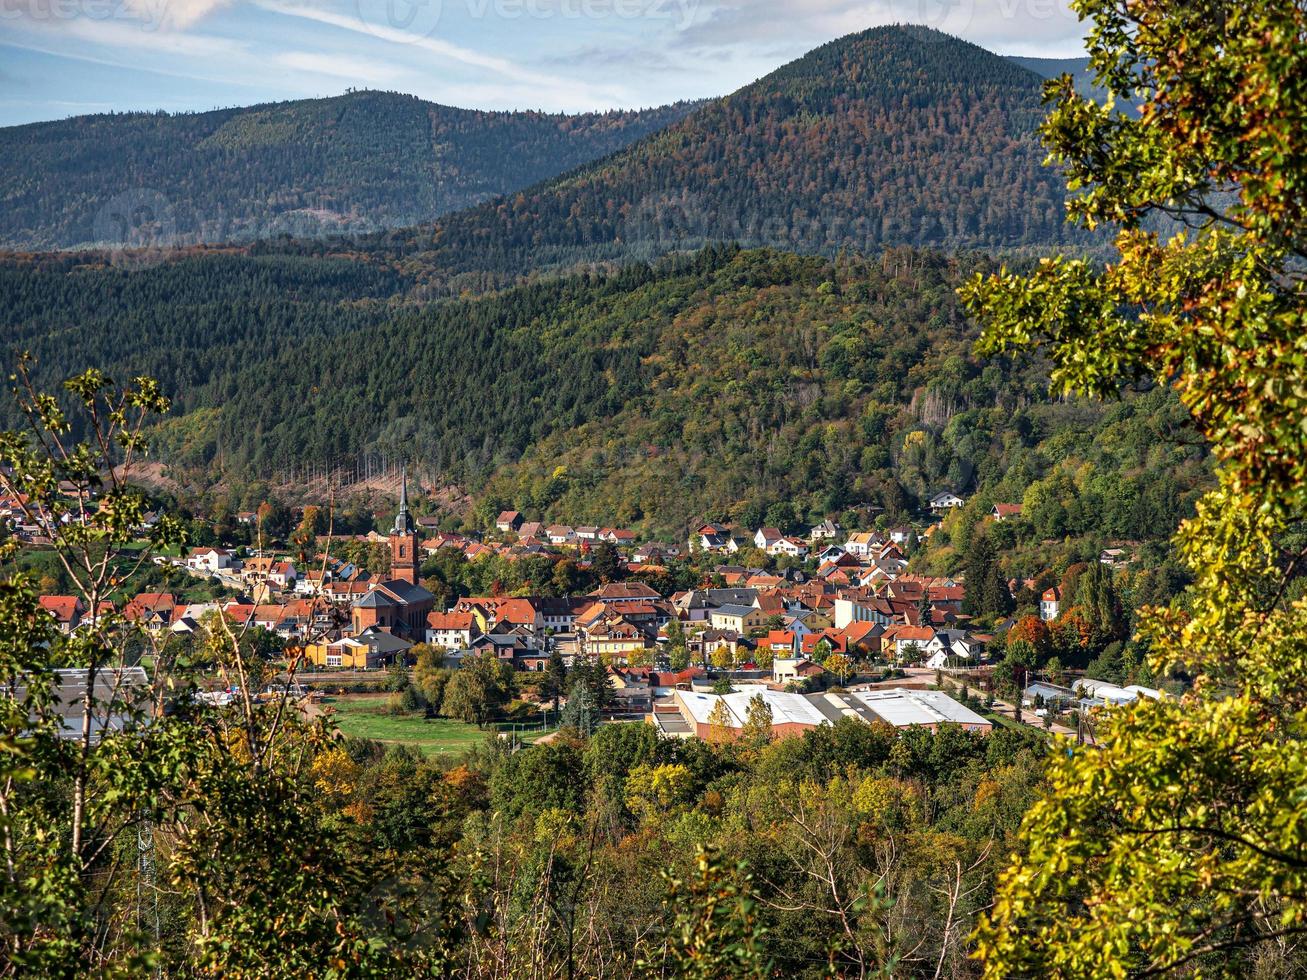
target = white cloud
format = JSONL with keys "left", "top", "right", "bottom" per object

{"left": 276, "top": 49, "right": 407, "bottom": 85}
{"left": 253, "top": 0, "right": 631, "bottom": 106}
{"left": 676, "top": 0, "right": 1083, "bottom": 56}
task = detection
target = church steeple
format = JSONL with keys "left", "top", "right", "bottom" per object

{"left": 393, "top": 464, "right": 414, "bottom": 536}
{"left": 390, "top": 464, "right": 419, "bottom": 584}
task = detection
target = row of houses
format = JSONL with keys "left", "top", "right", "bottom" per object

{"left": 494, "top": 511, "right": 639, "bottom": 547}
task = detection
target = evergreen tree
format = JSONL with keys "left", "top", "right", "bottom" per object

{"left": 962, "top": 532, "right": 1012, "bottom": 618}
{"left": 542, "top": 648, "right": 568, "bottom": 712}
{"left": 591, "top": 542, "right": 622, "bottom": 584}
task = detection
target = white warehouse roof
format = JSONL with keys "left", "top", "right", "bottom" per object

{"left": 852, "top": 688, "right": 990, "bottom": 729}
{"left": 723, "top": 688, "right": 828, "bottom": 728}
{"left": 1074, "top": 678, "right": 1138, "bottom": 704}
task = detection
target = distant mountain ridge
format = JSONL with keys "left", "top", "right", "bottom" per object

{"left": 296, "top": 25, "right": 1096, "bottom": 284}
{"left": 0, "top": 92, "right": 699, "bottom": 250}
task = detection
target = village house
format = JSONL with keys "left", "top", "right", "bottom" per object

{"left": 768, "top": 536, "right": 810, "bottom": 558}
{"left": 123, "top": 593, "right": 177, "bottom": 631}
{"left": 495, "top": 511, "right": 523, "bottom": 533}
{"left": 884, "top": 625, "right": 939, "bottom": 661}
{"left": 186, "top": 546, "right": 239, "bottom": 576}
{"left": 809, "top": 519, "right": 841, "bottom": 542}
{"left": 1041, "top": 587, "right": 1062, "bottom": 621}
{"left": 268, "top": 560, "right": 298, "bottom": 590}
{"left": 929, "top": 491, "right": 966, "bottom": 511}
{"left": 39, "top": 595, "right": 86, "bottom": 633}
{"left": 833, "top": 596, "right": 896, "bottom": 629}
{"left": 992, "top": 503, "right": 1023, "bottom": 522}
{"left": 580, "top": 616, "right": 654, "bottom": 663}
{"left": 843, "top": 530, "right": 884, "bottom": 558}
{"left": 426, "top": 611, "right": 480, "bottom": 650}
{"left": 304, "top": 629, "right": 412, "bottom": 670}
{"left": 588, "top": 581, "right": 661, "bottom": 604}
{"left": 690, "top": 522, "right": 740, "bottom": 554}
{"left": 709, "top": 603, "right": 769, "bottom": 634}
{"left": 546, "top": 524, "right": 577, "bottom": 545}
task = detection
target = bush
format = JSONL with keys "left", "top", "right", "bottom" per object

{"left": 387, "top": 686, "right": 424, "bottom": 715}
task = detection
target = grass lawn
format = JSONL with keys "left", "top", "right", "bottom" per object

{"left": 325, "top": 695, "right": 556, "bottom": 757}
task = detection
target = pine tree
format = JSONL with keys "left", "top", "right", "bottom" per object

{"left": 543, "top": 648, "right": 567, "bottom": 711}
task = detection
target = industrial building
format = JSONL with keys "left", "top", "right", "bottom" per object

{"left": 649, "top": 685, "right": 991, "bottom": 740}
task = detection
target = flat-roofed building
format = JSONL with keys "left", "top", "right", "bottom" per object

{"left": 652, "top": 685, "right": 990, "bottom": 739}
{"left": 851, "top": 688, "right": 992, "bottom": 732}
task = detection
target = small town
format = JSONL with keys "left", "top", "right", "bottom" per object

{"left": 7, "top": 468, "right": 1154, "bottom": 751}
{"left": 1, "top": 7, "right": 1295, "bottom": 972}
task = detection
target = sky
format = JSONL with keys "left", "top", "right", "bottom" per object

{"left": 0, "top": 0, "right": 1087, "bottom": 126}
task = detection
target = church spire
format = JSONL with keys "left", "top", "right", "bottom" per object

{"left": 389, "top": 463, "right": 419, "bottom": 585}
{"left": 393, "top": 463, "right": 414, "bottom": 535}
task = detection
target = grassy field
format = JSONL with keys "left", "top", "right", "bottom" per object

{"left": 325, "top": 695, "right": 554, "bottom": 757}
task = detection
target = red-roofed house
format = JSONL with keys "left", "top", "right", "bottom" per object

{"left": 426, "top": 611, "right": 480, "bottom": 649}
{"left": 39, "top": 595, "right": 85, "bottom": 633}
{"left": 801, "top": 630, "right": 848, "bottom": 657}
{"left": 1041, "top": 587, "right": 1061, "bottom": 621}
{"left": 123, "top": 593, "right": 176, "bottom": 630}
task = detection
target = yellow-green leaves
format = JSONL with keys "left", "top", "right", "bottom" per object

{"left": 961, "top": 0, "right": 1307, "bottom": 973}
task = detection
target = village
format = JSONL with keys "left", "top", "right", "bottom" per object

{"left": 5, "top": 473, "right": 1160, "bottom": 746}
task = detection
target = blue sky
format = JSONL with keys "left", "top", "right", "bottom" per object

{"left": 0, "top": 0, "right": 1086, "bottom": 126}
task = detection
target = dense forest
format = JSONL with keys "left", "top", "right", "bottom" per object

{"left": 0, "top": 92, "right": 697, "bottom": 250}
{"left": 271, "top": 26, "right": 1099, "bottom": 287}
{"left": 1, "top": 30, "right": 1095, "bottom": 265}
{"left": 0, "top": 244, "right": 1210, "bottom": 560}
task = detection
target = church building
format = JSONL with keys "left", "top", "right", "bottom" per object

{"left": 351, "top": 468, "right": 436, "bottom": 640}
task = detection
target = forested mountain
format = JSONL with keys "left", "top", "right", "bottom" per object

{"left": 295, "top": 25, "right": 1096, "bottom": 285}
{"left": 1008, "top": 56, "right": 1102, "bottom": 100}
{"left": 0, "top": 245, "right": 1207, "bottom": 557}
{"left": 0, "top": 92, "right": 698, "bottom": 250}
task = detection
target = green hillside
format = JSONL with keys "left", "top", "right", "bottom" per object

{"left": 0, "top": 91, "right": 697, "bottom": 250}
{"left": 324, "top": 25, "right": 1096, "bottom": 286}
{"left": 0, "top": 245, "right": 1207, "bottom": 552}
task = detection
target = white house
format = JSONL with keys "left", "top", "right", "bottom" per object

{"left": 1040, "top": 587, "right": 1061, "bottom": 622}
{"left": 815, "top": 544, "right": 847, "bottom": 563}
{"left": 843, "top": 531, "right": 883, "bottom": 558}
{"left": 809, "top": 519, "right": 841, "bottom": 542}
{"left": 753, "top": 527, "right": 783, "bottom": 550}
{"left": 426, "top": 611, "right": 480, "bottom": 650}
{"left": 268, "top": 561, "right": 298, "bottom": 589}
{"left": 691, "top": 523, "right": 739, "bottom": 554}
{"left": 186, "top": 547, "right": 238, "bottom": 575}
{"left": 546, "top": 525, "right": 577, "bottom": 545}
{"left": 928, "top": 491, "right": 965, "bottom": 511}
{"left": 768, "top": 537, "right": 809, "bottom": 558}
{"left": 833, "top": 597, "right": 895, "bottom": 630}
